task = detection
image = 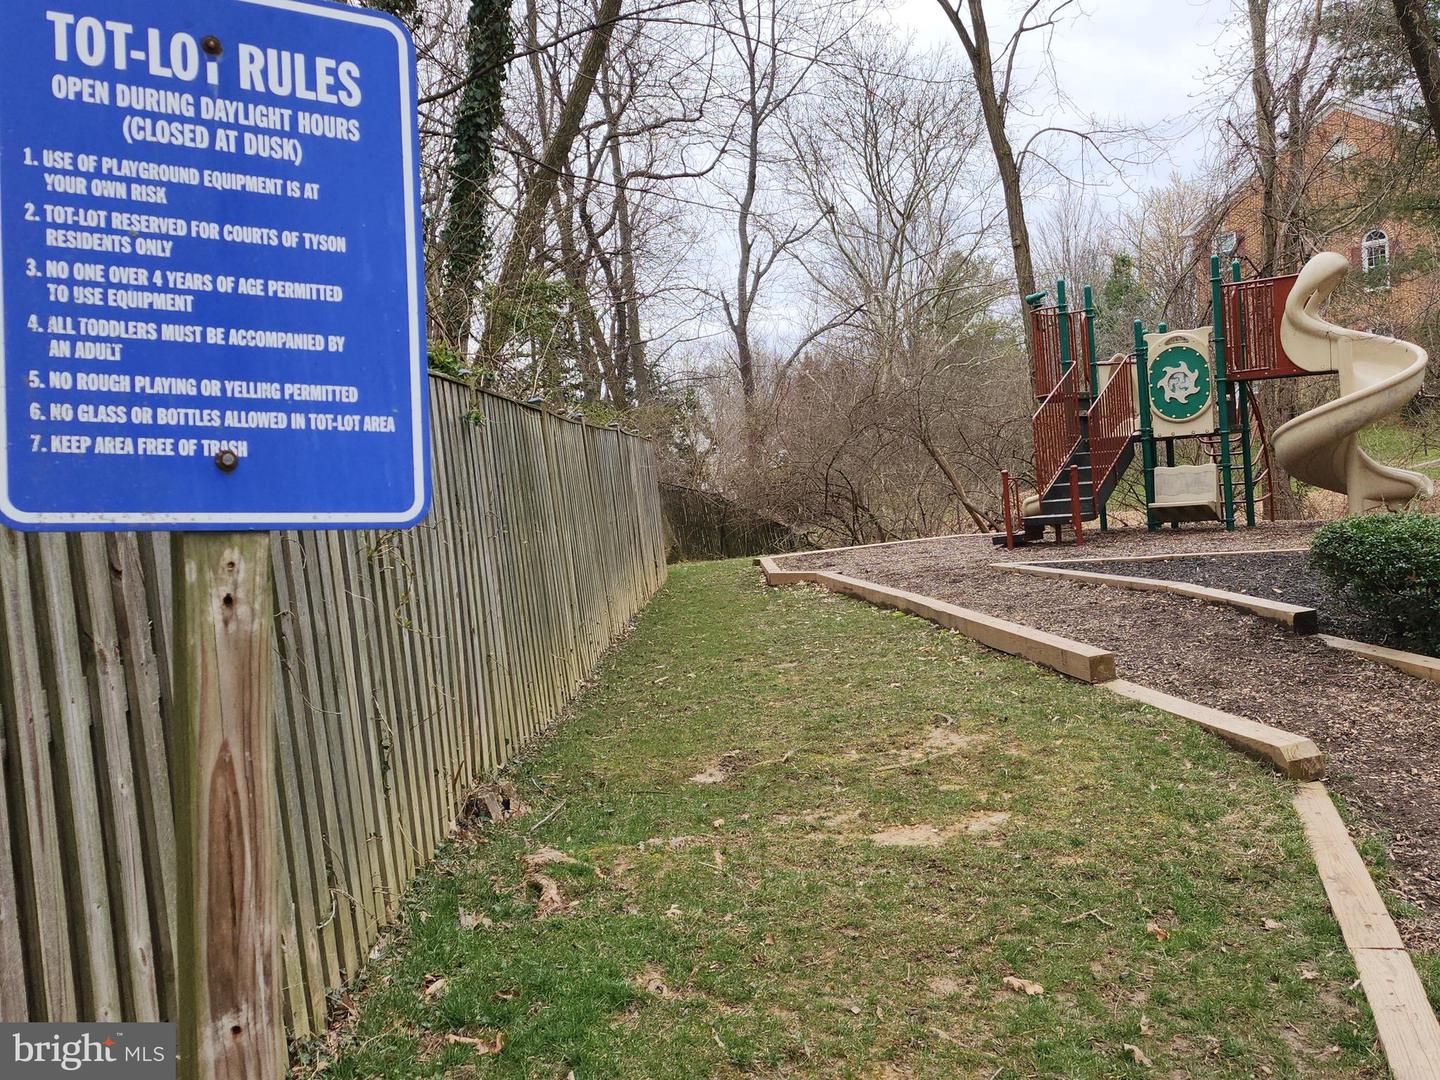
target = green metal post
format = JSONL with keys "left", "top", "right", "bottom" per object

{"left": 1166, "top": 436, "right": 1179, "bottom": 528}
{"left": 1232, "top": 259, "right": 1257, "bottom": 527}
{"left": 1134, "top": 320, "right": 1157, "bottom": 531}
{"left": 1210, "top": 255, "right": 1235, "bottom": 530}
{"left": 1083, "top": 284, "right": 1098, "bottom": 396}
{"left": 1057, "top": 279, "right": 1072, "bottom": 376}
{"left": 1082, "top": 283, "right": 1103, "bottom": 527}
{"left": 1238, "top": 386, "right": 1256, "bottom": 527}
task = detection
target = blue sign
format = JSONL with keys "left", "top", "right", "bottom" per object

{"left": 0, "top": 0, "right": 429, "bottom": 530}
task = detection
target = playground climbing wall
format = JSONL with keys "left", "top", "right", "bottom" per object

{"left": 0, "top": 373, "right": 667, "bottom": 1032}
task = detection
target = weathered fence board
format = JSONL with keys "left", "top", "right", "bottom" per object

{"left": 0, "top": 376, "right": 666, "bottom": 1034}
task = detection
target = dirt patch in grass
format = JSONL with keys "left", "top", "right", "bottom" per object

{"left": 689, "top": 748, "right": 749, "bottom": 784}
{"left": 790, "top": 524, "right": 1440, "bottom": 952}
{"left": 868, "top": 812, "right": 1011, "bottom": 847}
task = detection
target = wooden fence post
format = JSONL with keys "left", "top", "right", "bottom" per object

{"left": 171, "top": 532, "right": 284, "bottom": 1080}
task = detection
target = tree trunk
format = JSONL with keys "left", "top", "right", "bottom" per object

{"left": 554, "top": 181, "right": 605, "bottom": 400}
{"left": 918, "top": 429, "right": 999, "bottom": 531}
{"left": 481, "top": 0, "right": 624, "bottom": 362}
{"left": 1259, "top": 379, "right": 1308, "bottom": 517}
{"left": 731, "top": 103, "right": 762, "bottom": 405}
{"left": 609, "top": 136, "right": 650, "bottom": 401}
{"left": 1393, "top": 0, "right": 1440, "bottom": 146}
{"left": 1244, "top": 0, "right": 1309, "bottom": 519}
{"left": 435, "top": 0, "right": 513, "bottom": 354}
{"left": 934, "top": 0, "right": 1036, "bottom": 307}
{"left": 1248, "top": 0, "right": 1281, "bottom": 275}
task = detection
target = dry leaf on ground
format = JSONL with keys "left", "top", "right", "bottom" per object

{"left": 523, "top": 846, "right": 583, "bottom": 871}
{"left": 1123, "top": 1043, "right": 1153, "bottom": 1067}
{"left": 445, "top": 1031, "right": 505, "bottom": 1055}
{"left": 458, "top": 908, "right": 492, "bottom": 931}
{"left": 1002, "top": 975, "right": 1044, "bottom": 996}
{"left": 521, "top": 846, "right": 585, "bottom": 919}
{"left": 528, "top": 874, "right": 566, "bottom": 918}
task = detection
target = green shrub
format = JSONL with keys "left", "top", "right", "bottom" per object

{"left": 1310, "top": 513, "right": 1440, "bottom": 655}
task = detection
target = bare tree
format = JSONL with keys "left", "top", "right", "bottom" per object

{"left": 1032, "top": 187, "right": 1109, "bottom": 295}
{"left": 724, "top": 35, "right": 1029, "bottom": 537}
{"left": 932, "top": 0, "right": 1055, "bottom": 304}
{"left": 1237, "top": 0, "right": 1342, "bottom": 275}
{"left": 1117, "top": 173, "right": 1225, "bottom": 331}
{"left": 482, "top": 0, "right": 625, "bottom": 362}
{"left": 705, "top": 0, "right": 857, "bottom": 415}
{"left": 1393, "top": 0, "right": 1440, "bottom": 144}
{"left": 1228, "top": 0, "right": 1343, "bottom": 516}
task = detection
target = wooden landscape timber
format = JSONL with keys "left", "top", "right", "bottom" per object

{"left": 756, "top": 559, "right": 1115, "bottom": 683}
{"left": 1026, "top": 547, "right": 1311, "bottom": 565}
{"left": 758, "top": 559, "right": 1320, "bottom": 778}
{"left": 1001, "top": 553, "right": 1440, "bottom": 688}
{"left": 1101, "top": 679, "right": 1325, "bottom": 780}
{"left": 759, "top": 532, "right": 975, "bottom": 562}
{"left": 995, "top": 561, "right": 1319, "bottom": 633}
{"left": 1294, "top": 783, "right": 1440, "bottom": 1079}
{"left": 0, "top": 374, "right": 667, "bottom": 1031}
{"left": 1318, "top": 634, "right": 1440, "bottom": 685}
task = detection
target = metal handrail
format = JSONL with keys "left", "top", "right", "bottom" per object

{"left": 1087, "top": 355, "right": 1138, "bottom": 492}
{"left": 1030, "top": 307, "right": 1091, "bottom": 399}
{"left": 1032, "top": 363, "right": 1082, "bottom": 497}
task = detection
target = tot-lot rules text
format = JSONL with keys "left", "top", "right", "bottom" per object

{"left": 0, "top": 0, "right": 428, "bottom": 529}
{"left": 46, "top": 11, "right": 365, "bottom": 165}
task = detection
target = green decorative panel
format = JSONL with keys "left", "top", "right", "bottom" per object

{"left": 1149, "top": 345, "right": 1213, "bottom": 423}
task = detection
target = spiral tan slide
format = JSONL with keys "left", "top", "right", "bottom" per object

{"left": 1275, "top": 252, "right": 1434, "bottom": 513}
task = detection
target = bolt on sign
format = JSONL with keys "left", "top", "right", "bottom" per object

{"left": 0, "top": 0, "right": 429, "bottom": 531}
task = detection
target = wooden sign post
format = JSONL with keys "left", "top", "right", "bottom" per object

{"left": 171, "top": 532, "right": 285, "bottom": 1079}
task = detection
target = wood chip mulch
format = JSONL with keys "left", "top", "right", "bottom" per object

{"left": 1064, "top": 550, "right": 1398, "bottom": 646}
{"left": 788, "top": 523, "right": 1440, "bottom": 949}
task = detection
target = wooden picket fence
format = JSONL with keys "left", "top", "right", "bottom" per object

{"left": 0, "top": 374, "right": 666, "bottom": 1034}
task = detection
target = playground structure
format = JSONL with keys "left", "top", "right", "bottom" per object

{"left": 999, "top": 251, "right": 1435, "bottom": 546}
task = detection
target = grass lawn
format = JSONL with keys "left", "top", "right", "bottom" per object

{"left": 309, "top": 559, "right": 1387, "bottom": 1079}
{"left": 1360, "top": 419, "right": 1440, "bottom": 479}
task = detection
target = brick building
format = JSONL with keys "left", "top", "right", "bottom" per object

{"left": 1198, "top": 102, "right": 1435, "bottom": 340}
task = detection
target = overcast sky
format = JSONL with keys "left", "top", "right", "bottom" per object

{"left": 884, "top": 0, "right": 1244, "bottom": 196}
{"left": 677, "top": 1, "right": 1253, "bottom": 355}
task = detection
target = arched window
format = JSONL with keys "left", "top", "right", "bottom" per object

{"left": 1362, "top": 228, "right": 1389, "bottom": 273}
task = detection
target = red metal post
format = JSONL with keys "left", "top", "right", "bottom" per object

{"left": 1069, "top": 464, "right": 1084, "bottom": 546}
{"left": 1001, "top": 471, "right": 1015, "bottom": 549}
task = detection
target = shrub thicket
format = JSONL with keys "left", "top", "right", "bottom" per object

{"left": 1310, "top": 513, "right": 1440, "bottom": 655}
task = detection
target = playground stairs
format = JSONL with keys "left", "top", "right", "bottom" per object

{"left": 995, "top": 405, "right": 1139, "bottom": 546}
